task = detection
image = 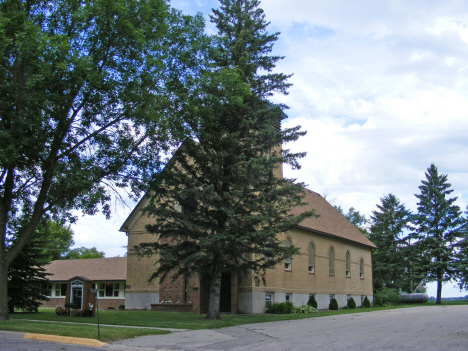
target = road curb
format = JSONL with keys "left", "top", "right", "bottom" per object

{"left": 24, "top": 332, "right": 107, "bottom": 347}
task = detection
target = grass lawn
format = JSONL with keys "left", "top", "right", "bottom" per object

{"left": 0, "top": 319, "right": 168, "bottom": 342}
{"left": 1, "top": 301, "right": 466, "bottom": 342}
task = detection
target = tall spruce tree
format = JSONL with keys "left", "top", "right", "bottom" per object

{"left": 369, "top": 194, "right": 420, "bottom": 291}
{"left": 137, "top": 0, "right": 314, "bottom": 320}
{"left": 413, "top": 164, "right": 466, "bottom": 304}
{"left": 335, "top": 206, "right": 369, "bottom": 237}
{"left": 455, "top": 207, "right": 468, "bottom": 291}
{"left": 7, "top": 232, "right": 50, "bottom": 313}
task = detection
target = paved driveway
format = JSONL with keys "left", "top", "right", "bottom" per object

{"left": 110, "top": 305, "right": 468, "bottom": 351}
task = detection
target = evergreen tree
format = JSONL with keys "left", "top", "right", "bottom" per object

{"left": 413, "top": 164, "right": 466, "bottom": 304}
{"left": 335, "top": 206, "right": 369, "bottom": 237}
{"left": 7, "top": 233, "right": 50, "bottom": 313}
{"left": 455, "top": 207, "right": 468, "bottom": 291}
{"left": 369, "top": 194, "right": 420, "bottom": 291}
{"left": 137, "top": 0, "right": 314, "bottom": 320}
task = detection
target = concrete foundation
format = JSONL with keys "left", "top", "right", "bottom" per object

{"left": 314, "top": 294, "right": 331, "bottom": 310}
{"left": 336, "top": 294, "right": 348, "bottom": 308}
{"left": 238, "top": 291, "right": 267, "bottom": 314}
{"left": 125, "top": 292, "right": 159, "bottom": 310}
{"left": 292, "top": 293, "right": 309, "bottom": 307}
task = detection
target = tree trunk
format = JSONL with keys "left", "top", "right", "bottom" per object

{"left": 205, "top": 268, "right": 222, "bottom": 320}
{"left": 436, "top": 275, "right": 442, "bottom": 305}
{"left": 0, "top": 259, "right": 9, "bottom": 321}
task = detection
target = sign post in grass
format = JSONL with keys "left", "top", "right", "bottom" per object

{"left": 89, "top": 288, "right": 100, "bottom": 339}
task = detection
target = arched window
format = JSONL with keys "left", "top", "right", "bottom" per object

{"left": 308, "top": 243, "right": 315, "bottom": 273}
{"left": 346, "top": 251, "right": 351, "bottom": 277}
{"left": 360, "top": 258, "right": 364, "bottom": 278}
{"left": 329, "top": 247, "right": 335, "bottom": 276}
{"left": 284, "top": 237, "right": 292, "bottom": 271}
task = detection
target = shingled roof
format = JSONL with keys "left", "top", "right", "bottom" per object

{"left": 44, "top": 257, "right": 127, "bottom": 282}
{"left": 293, "top": 189, "right": 376, "bottom": 248}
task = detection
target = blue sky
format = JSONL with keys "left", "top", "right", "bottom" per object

{"left": 71, "top": 0, "right": 468, "bottom": 298}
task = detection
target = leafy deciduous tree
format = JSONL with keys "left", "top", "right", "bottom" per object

{"left": 0, "top": 0, "right": 206, "bottom": 320}
{"left": 35, "top": 219, "right": 75, "bottom": 261}
{"left": 63, "top": 246, "right": 105, "bottom": 259}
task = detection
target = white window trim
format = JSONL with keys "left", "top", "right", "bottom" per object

{"left": 95, "top": 281, "right": 124, "bottom": 299}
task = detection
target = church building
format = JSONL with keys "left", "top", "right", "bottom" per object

{"left": 120, "top": 148, "right": 376, "bottom": 313}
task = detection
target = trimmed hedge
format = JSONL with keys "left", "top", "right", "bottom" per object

{"left": 307, "top": 295, "right": 318, "bottom": 309}
{"left": 362, "top": 296, "right": 371, "bottom": 308}
{"left": 266, "top": 301, "right": 294, "bottom": 314}
{"left": 347, "top": 297, "right": 356, "bottom": 309}
{"left": 329, "top": 298, "right": 338, "bottom": 310}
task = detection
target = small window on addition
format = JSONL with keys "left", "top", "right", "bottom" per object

{"left": 286, "top": 293, "right": 292, "bottom": 302}
{"left": 330, "top": 294, "right": 335, "bottom": 302}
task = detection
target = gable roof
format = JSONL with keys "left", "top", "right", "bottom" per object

{"left": 293, "top": 189, "right": 376, "bottom": 248}
{"left": 44, "top": 257, "right": 127, "bottom": 282}
{"left": 120, "top": 188, "right": 375, "bottom": 249}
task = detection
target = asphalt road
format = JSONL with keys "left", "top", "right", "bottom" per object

{"left": 2, "top": 305, "right": 468, "bottom": 351}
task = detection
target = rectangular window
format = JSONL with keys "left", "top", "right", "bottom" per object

{"left": 265, "top": 293, "right": 273, "bottom": 307}
{"left": 43, "top": 283, "right": 52, "bottom": 297}
{"left": 55, "top": 283, "right": 67, "bottom": 297}
{"left": 105, "top": 283, "right": 113, "bottom": 297}
{"left": 285, "top": 293, "right": 292, "bottom": 302}
{"left": 330, "top": 294, "right": 335, "bottom": 302}
{"left": 96, "top": 282, "right": 121, "bottom": 298}
{"left": 284, "top": 262, "right": 291, "bottom": 271}
{"left": 308, "top": 265, "right": 315, "bottom": 273}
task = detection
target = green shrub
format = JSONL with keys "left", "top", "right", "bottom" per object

{"left": 362, "top": 296, "right": 371, "bottom": 308}
{"left": 329, "top": 298, "right": 338, "bottom": 310}
{"left": 307, "top": 295, "right": 318, "bottom": 309}
{"left": 347, "top": 297, "right": 356, "bottom": 309}
{"left": 374, "top": 287, "right": 400, "bottom": 306}
{"left": 73, "top": 309, "right": 83, "bottom": 317}
{"left": 266, "top": 302, "right": 294, "bottom": 314}
{"left": 119, "top": 305, "right": 125, "bottom": 310}
{"left": 292, "top": 305, "right": 318, "bottom": 314}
